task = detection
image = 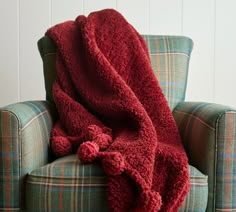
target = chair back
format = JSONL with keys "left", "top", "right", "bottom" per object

{"left": 38, "top": 35, "right": 193, "bottom": 110}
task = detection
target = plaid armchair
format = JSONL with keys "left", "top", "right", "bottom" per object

{"left": 1, "top": 35, "right": 235, "bottom": 211}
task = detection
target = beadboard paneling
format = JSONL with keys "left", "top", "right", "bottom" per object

{"left": 19, "top": 0, "right": 50, "bottom": 102}
{"left": 84, "top": 0, "right": 116, "bottom": 16}
{"left": 51, "top": 0, "right": 83, "bottom": 25}
{"left": 149, "top": 0, "right": 182, "bottom": 35}
{"left": 117, "top": 0, "right": 149, "bottom": 34}
{"left": 0, "top": 0, "right": 19, "bottom": 106}
{"left": 183, "top": 0, "right": 215, "bottom": 102}
{"left": 214, "top": 0, "right": 236, "bottom": 107}
{"left": 1, "top": 0, "right": 236, "bottom": 108}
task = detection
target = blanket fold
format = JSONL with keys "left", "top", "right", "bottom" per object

{"left": 46, "top": 9, "right": 189, "bottom": 211}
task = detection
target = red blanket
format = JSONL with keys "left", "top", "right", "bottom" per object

{"left": 46, "top": 9, "right": 189, "bottom": 212}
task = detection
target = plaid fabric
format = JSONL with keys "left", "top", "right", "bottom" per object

{"left": 0, "top": 101, "right": 54, "bottom": 211}
{"left": 179, "top": 166, "right": 208, "bottom": 212}
{"left": 173, "top": 102, "right": 236, "bottom": 211}
{"left": 25, "top": 155, "right": 107, "bottom": 212}
{"left": 1, "top": 35, "right": 197, "bottom": 211}
{"left": 38, "top": 35, "right": 193, "bottom": 111}
{"left": 25, "top": 154, "right": 207, "bottom": 212}
{"left": 142, "top": 35, "right": 193, "bottom": 110}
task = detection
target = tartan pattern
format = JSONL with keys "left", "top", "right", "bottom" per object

{"left": 25, "top": 155, "right": 108, "bottom": 212}
{"left": 180, "top": 166, "right": 208, "bottom": 212}
{"left": 173, "top": 102, "right": 236, "bottom": 211}
{"left": 142, "top": 35, "right": 193, "bottom": 110}
{"left": 0, "top": 101, "right": 54, "bottom": 211}
{"left": 25, "top": 154, "right": 208, "bottom": 212}
{"left": 1, "top": 36, "right": 209, "bottom": 211}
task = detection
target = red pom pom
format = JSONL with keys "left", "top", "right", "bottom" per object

{"left": 77, "top": 141, "right": 99, "bottom": 162}
{"left": 101, "top": 152, "right": 125, "bottom": 176}
{"left": 102, "top": 126, "right": 112, "bottom": 136}
{"left": 134, "top": 190, "right": 162, "bottom": 211}
{"left": 51, "top": 136, "right": 72, "bottom": 157}
{"left": 94, "top": 133, "right": 112, "bottom": 150}
{"left": 87, "top": 125, "right": 103, "bottom": 140}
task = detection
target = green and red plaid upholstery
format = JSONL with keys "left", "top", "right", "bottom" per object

{"left": 142, "top": 35, "right": 193, "bottom": 110}
{"left": 180, "top": 167, "right": 208, "bottom": 212}
{"left": 1, "top": 35, "right": 235, "bottom": 212}
{"left": 25, "top": 155, "right": 108, "bottom": 211}
{"left": 0, "top": 101, "right": 54, "bottom": 211}
{"left": 174, "top": 102, "right": 236, "bottom": 211}
{"left": 25, "top": 154, "right": 208, "bottom": 212}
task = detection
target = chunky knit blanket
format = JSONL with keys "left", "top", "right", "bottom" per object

{"left": 46, "top": 9, "right": 189, "bottom": 212}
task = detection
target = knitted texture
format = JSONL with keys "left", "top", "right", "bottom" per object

{"left": 46, "top": 9, "right": 189, "bottom": 211}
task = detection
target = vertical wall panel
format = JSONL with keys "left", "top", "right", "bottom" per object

{"left": 19, "top": 0, "right": 50, "bottom": 102}
{"left": 149, "top": 0, "right": 182, "bottom": 35}
{"left": 84, "top": 0, "right": 116, "bottom": 16}
{"left": 117, "top": 0, "right": 149, "bottom": 34}
{"left": 51, "top": 0, "right": 83, "bottom": 25}
{"left": 215, "top": 0, "right": 236, "bottom": 107}
{"left": 2, "top": 1, "right": 236, "bottom": 108}
{"left": 0, "top": 0, "right": 19, "bottom": 107}
{"left": 183, "top": 0, "right": 215, "bottom": 102}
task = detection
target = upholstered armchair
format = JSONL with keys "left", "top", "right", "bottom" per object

{"left": 1, "top": 35, "right": 235, "bottom": 211}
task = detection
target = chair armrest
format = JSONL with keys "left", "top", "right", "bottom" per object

{"left": 173, "top": 101, "right": 236, "bottom": 211}
{"left": 0, "top": 101, "right": 55, "bottom": 210}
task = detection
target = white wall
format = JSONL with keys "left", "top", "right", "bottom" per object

{"left": 1, "top": 0, "right": 236, "bottom": 108}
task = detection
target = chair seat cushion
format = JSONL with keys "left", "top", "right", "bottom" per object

{"left": 25, "top": 155, "right": 208, "bottom": 212}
